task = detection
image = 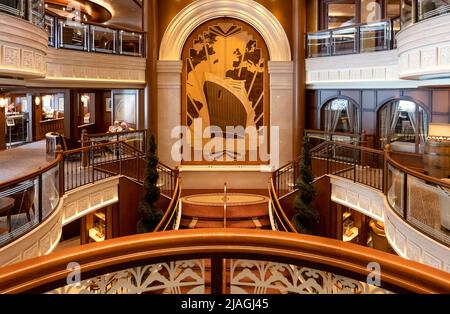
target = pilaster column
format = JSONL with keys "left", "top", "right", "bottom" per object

{"left": 157, "top": 60, "right": 183, "bottom": 168}
{"left": 269, "top": 61, "right": 295, "bottom": 169}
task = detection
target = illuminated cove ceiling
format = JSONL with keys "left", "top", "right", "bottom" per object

{"left": 45, "top": 0, "right": 142, "bottom": 30}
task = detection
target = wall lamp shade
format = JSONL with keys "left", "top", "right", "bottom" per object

{"left": 35, "top": 96, "right": 41, "bottom": 106}
{"left": 0, "top": 98, "right": 5, "bottom": 108}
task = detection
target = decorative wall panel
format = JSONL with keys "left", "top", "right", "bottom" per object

{"left": 182, "top": 19, "right": 269, "bottom": 163}
{"left": 397, "top": 14, "right": 450, "bottom": 80}
{"left": 0, "top": 13, "right": 47, "bottom": 78}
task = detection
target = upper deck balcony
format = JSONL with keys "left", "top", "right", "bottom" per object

{"left": 0, "top": 1, "right": 146, "bottom": 87}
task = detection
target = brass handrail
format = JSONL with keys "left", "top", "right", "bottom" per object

{"left": 269, "top": 179, "right": 297, "bottom": 233}
{"left": 0, "top": 153, "right": 62, "bottom": 187}
{"left": 0, "top": 228, "right": 448, "bottom": 294}
{"left": 154, "top": 179, "right": 181, "bottom": 232}
{"left": 385, "top": 149, "right": 450, "bottom": 189}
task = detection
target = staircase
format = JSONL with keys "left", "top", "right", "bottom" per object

{"left": 179, "top": 193, "right": 271, "bottom": 230}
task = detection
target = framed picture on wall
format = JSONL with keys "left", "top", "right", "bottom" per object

{"left": 105, "top": 97, "right": 112, "bottom": 112}
{"left": 113, "top": 91, "right": 137, "bottom": 128}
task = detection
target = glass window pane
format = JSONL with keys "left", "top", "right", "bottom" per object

{"left": 59, "top": 20, "right": 88, "bottom": 51}
{"left": 41, "top": 94, "right": 65, "bottom": 121}
{"left": 379, "top": 100, "right": 430, "bottom": 153}
{"left": 401, "top": 0, "right": 414, "bottom": 27}
{"left": 327, "top": 1, "right": 356, "bottom": 29}
{"left": 407, "top": 175, "right": 450, "bottom": 245}
{"left": 0, "top": 0, "right": 25, "bottom": 18}
{"left": 307, "top": 31, "right": 331, "bottom": 57}
{"left": 113, "top": 91, "right": 137, "bottom": 130}
{"left": 0, "top": 178, "right": 40, "bottom": 246}
{"left": 80, "top": 93, "right": 94, "bottom": 125}
{"left": 360, "top": 20, "right": 391, "bottom": 52}
{"left": 387, "top": 164, "right": 404, "bottom": 216}
{"left": 42, "top": 165, "right": 60, "bottom": 219}
{"left": 91, "top": 25, "right": 117, "bottom": 54}
{"left": 418, "top": 0, "right": 450, "bottom": 21}
{"left": 331, "top": 27, "right": 357, "bottom": 55}
{"left": 120, "top": 31, "right": 143, "bottom": 57}
{"left": 45, "top": 15, "right": 55, "bottom": 47}
{"left": 28, "top": 0, "right": 44, "bottom": 27}
{"left": 323, "top": 99, "right": 360, "bottom": 133}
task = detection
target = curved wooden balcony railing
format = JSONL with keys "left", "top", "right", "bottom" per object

{"left": 270, "top": 141, "right": 450, "bottom": 246}
{"left": 0, "top": 153, "right": 62, "bottom": 247}
{"left": 0, "top": 228, "right": 448, "bottom": 294}
{"left": 0, "top": 139, "right": 179, "bottom": 249}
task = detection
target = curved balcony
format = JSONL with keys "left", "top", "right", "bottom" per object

{"left": 0, "top": 2, "right": 146, "bottom": 86}
{"left": 0, "top": 137, "right": 180, "bottom": 267}
{"left": 270, "top": 141, "right": 450, "bottom": 272}
{"left": 306, "top": 19, "right": 403, "bottom": 87}
{"left": 397, "top": 13, "right": 450, "bottom": 80}
{"left": 0, "top": 12, "right": 48, "bottom": 80}
{"left": 0, "top": 228, "right": 448, "bottom": 294}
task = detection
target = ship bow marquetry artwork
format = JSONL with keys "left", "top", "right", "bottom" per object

{"left": 182, "top": 19, "right": 270, "bottom": 164}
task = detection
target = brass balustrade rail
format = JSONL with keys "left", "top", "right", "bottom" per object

{"left": 307, "top": 18, "right": 399, "bottom": 58}
{"left": 0, "top": 228, "right": 448, "bottom": 294}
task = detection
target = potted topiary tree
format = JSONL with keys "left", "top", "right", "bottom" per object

{"left": 292, "top": 137, "right": 320, "bottom": 234}
{"left": 137, "top": 135, "right": 163, "bottom": 233}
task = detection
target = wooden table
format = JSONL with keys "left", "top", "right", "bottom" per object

{"left": 0, "top": 197, "right": 15, "bottom": 233}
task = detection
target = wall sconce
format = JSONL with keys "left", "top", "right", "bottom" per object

{"left": 35, "top": 96, "right": 41, "bottom": 106}
{"left": 0, "top": 98, "right": 5, "bottom": 109}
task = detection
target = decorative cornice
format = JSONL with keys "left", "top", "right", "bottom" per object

{"left": 397, "top": 14, "right": 450, "bottom": 80}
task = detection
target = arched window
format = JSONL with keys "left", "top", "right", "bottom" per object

{"left": 378, "top": 99, "right": 429, "bottom": 153}
{"left": 322, "top": 98, "right": 361, "bottom": 133}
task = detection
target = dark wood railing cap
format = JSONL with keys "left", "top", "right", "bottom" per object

{"left": 0, "top": 228, "right": 448, "bottom": 294}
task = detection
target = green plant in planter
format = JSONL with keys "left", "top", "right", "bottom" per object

{"left": 292, "top": 137, "right": 320, "bottom": 234}
{"left": 137, "top": 135, "right": 163, "bottom": 233}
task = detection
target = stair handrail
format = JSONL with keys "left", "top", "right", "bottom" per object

{"left": 268, "top": 180, "right": 297, "bottom": 233}
{"left": 0, "top": 228, "right": 448, "bottom": 294}
{"left": 154, "top": 178, "right": 181, "bottom": 232}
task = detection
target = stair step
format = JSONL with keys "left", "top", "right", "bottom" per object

{"left": 180, "top": 217, "right": 271, "bottom": 229}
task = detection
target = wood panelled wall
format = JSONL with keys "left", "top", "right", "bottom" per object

{"left": 306, "top": 88, "right": 450, "bottom": 147}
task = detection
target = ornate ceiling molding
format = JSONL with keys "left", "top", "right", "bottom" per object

{"left": 159, "top": 0, "right": 292, "bottom": 62}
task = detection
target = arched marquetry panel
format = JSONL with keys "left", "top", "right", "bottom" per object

{"left": 181, "top": 18, "right": 270, "bottom": 165}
